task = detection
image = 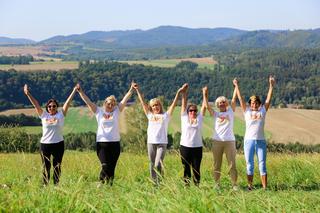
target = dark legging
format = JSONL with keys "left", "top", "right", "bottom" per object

{"left": 40, "top": 141, "right": 65, "bottom": 185}
{"left": 96, "top": 142, "right": 121, "bottom": 185}
{"left": 180, "top": 145, "right": 203, "bottom": 185}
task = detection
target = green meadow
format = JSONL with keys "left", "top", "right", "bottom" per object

{"left": 0, "top": 152, "right": 319, "bottom": 212}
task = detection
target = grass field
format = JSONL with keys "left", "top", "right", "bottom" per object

{"left": 0, "top": 152, "right": 319, "bottom": 212}
{"left": 123, "top": 57, "right": 217, "bottom": 70}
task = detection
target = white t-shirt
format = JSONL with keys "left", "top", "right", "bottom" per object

{"left": 147, "top": 112, "right": 170, "bottom": 144}
{"left": 40, "top": 111, "right": 64, "bottom": 144}
{"left": 244, "top": 106, "right": 267, "bottom": 140}
{"left": 180, "top": 111, "right": 203, "bottom": 147}
{"left": 96, "top": 106, "right": 120, "bottom": 142}
{"left": 212, "top": 107, "right": 236, "bottom": 141}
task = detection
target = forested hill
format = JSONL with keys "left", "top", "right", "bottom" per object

{"left": 38, "top": 26, "right": 320, "bottom": 49}
{"left": 0, "top": 48, "right": 319, "bottom": 111}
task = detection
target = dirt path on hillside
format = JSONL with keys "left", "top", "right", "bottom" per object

{"left": 234, "top": 107, "right": 320, "bottom": 144}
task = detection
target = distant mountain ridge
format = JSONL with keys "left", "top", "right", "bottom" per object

{"left": 1, "top": 26, "right": 320, "bottom": 49}
{"left": 40, "top": 26, "right": 246, "bottom": 48}
{"left": 0, "top": 37, "right": 35, "bottom": 45}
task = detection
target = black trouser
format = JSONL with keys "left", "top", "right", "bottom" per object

{"left": 96, "top": 142, "right": 121, "bottom": 185}
{"left": 180, "top": 145, "right": 203, "bottom": 185}
{"left": 40, "top": 141, "right": 65, "bottom": 185}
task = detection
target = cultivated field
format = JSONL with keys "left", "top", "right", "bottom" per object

{"left": 123, "top": 57, "right": 217, "bottom": 69}
{"left": 0, "top": 152, "right": 319, "bottom": 212}
{"left": 0, "top": 46, "right": 57, "bottom": 57}
{"left": 234, "top": 107, "right": 320, "bottom": 144}
{"left": 0, "top": 61, "right": 79, "bottom": 71}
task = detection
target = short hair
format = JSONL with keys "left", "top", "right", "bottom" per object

{"left": 187, "top": 103, "right": 198, "bottom": 113}
{"left": 215, "top": 96, "right": 229, "bottom": 108}
{"left": 45, "top": 99, "right": 59, "bottom": 113}
{"left": 104, "top": 95, "right": 117, "bottom": 107}
{"left": 149, "top": 98, "right": 164, "bottom": 114}
{"left": 248, "top": 95, "right": 262, "bottom": 105}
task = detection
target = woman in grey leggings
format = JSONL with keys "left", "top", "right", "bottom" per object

{"left": 134, "top": 83, "right": 187, "bottom": 184}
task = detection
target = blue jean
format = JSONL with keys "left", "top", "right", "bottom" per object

{"left": 244, "top": 140, "right": 267, "bottom": 175}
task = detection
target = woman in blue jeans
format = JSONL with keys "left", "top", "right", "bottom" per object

{"left": 233, "top": 76, "right": 275, "bottom": 190}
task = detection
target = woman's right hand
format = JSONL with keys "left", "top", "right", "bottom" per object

{"left": 202, "top": 86, "right": 208, "bottom": 96}
{"left": 23, "top": 84, "right": 30, "bottom": 95}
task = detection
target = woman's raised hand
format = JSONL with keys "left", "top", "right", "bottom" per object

{"left": 23, "top": 84, "right": 30, "bottom": 96}
{"left": 269, "top": 75, "right": 275, "bottom": 86}
{"left": 233, "top": 78, "right": 239, "bottom": 87}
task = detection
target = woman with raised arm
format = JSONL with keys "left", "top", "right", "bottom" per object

{"left": 23, "top": 84, "right": 77, "bottom": 185}
{"left": 234, "top": 76, "right": 275, "bottom": 190}
{"left": 76, "top": 82, "right": 134, "bottom": 186}
{"left": 134, "top": 83, "right": 187, "bottom": 184}
{"left": 203, "top": 83, "right": 238, "bottom": 190}
{"left": 179, "top": 85, "right": 206, "bottom": 186}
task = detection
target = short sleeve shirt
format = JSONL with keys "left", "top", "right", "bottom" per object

{"left": 40, "top": 111, "right": 64, "bottom": 144}
{"left": 147, "top": 112, "right": 170, "bottom": 144}
{"left": 212, "top": 107, "right": 236, "bottom": 141}
{"left": 244, "top": 106, "right": 267, "bottom": 140}
{"left": 180, "top": 111, "right": 203, "bottom": 147}
{"left": 95, "top": 106, "right": 120, "bottom": 142}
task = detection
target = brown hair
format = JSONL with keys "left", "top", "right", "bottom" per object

{"left": 45, "top": 99, "right": 59, "bottom": 112}
{"left": 187, "top": 103, "right": 198, "bottom": 113}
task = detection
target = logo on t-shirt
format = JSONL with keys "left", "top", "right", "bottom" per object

{"left": 217, "top": 115, "right": 229, "bottom": 125}
{"left": 250, "top": 112, "right": 262, "bottom": 120}
{"left": 103, "top": 113, "right": 114, "bottom": 120}
{"left": 45, "top": 117, "right": 58, "bottom": 125}
{"left": 150, "top": 115, "right": 163, "bottom": 123}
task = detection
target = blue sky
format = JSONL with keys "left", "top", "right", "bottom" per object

{"left": 0, "top": 0, "right": 319, "bottom": 41}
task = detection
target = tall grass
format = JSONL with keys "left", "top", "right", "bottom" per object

{"left": 1, "top": 152, "right": 319, "bottom": 212}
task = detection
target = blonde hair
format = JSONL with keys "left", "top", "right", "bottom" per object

{"left": 104, "top": 95, "right": 117, "bottom": 107}
{"left": 149, "top": 98, "right": 164, "bottom": 113}
{"left": 215, "top": 96, "right": 229, "bottom": 108}
{"left": 248, "top": 95, "right": 261, "bottom": 105}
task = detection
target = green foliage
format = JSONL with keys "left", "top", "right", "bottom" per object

{"left": 0, "top": 114, "right": 40, "bottom": 126}
{"left": 0, "top": 55, "right": 34, "bottom": 65}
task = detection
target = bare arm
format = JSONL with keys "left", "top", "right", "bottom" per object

{"left": 233, "top": 78, "right": 246, "bottom": 112}
{"left": 181, "top": 84, "right": 189, "bottom": 115}
{"left": 77, "top": 84, "right": 98, "bottom": 114}
{"left": 119, "top": 82, "right": 135, "bottom": 112}
{"left": 134, "top": 84, "right": 149, "bottom": 116}
{"left": 202, "top": 86, "right": 214, "bottom": 117}
{"left": 23, "top": 84, "right": 43, "bottom": 116}
{"left": 200, "top": 87, "right": 206, "bottom": 116}
{"left": 167, "top": 84, "right": 188, "bottom": 116}
{"left": 230, "top": 84, "right": 237, "bottom": 112}
{"left": 62, "top": 86, "right": 78, "bottom": 116}
{"left": 264, "top": 75, "right": 275, "bottom": 111}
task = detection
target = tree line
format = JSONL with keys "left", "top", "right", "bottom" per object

{"left": 0, "top": 48, "right": 319, "bottom": 111}
{"left": 0, "top": 55, "right": 34, "bottom": 65}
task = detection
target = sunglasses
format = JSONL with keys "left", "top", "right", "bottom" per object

{"left": 48, "top": 105, "right": 57, "bottom": 109}
{"left": 189, "top": 109, "right": 197, "bottom": 113}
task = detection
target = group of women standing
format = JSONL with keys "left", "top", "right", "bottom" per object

{"left": 23, "top": 76, "right": 275, "bottom": 190}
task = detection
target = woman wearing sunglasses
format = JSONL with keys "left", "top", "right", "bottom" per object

{"left": 23, "top": 84, "right": 77, "bottom": 185}
{"left": 179, "top": 84, "right": 206, "bottom": 186}
{"left": 134, "top": 83, "right": 188, "bottom": 185}
{"left": 76, "top": 83, "right": 135, "bottom": 186}
{"left": 203, "top": 82, "right": 238, "bottom": 190}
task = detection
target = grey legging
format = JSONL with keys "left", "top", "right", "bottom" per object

{"left": 147, "top": 143, "right": 167, "bottom": 183}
